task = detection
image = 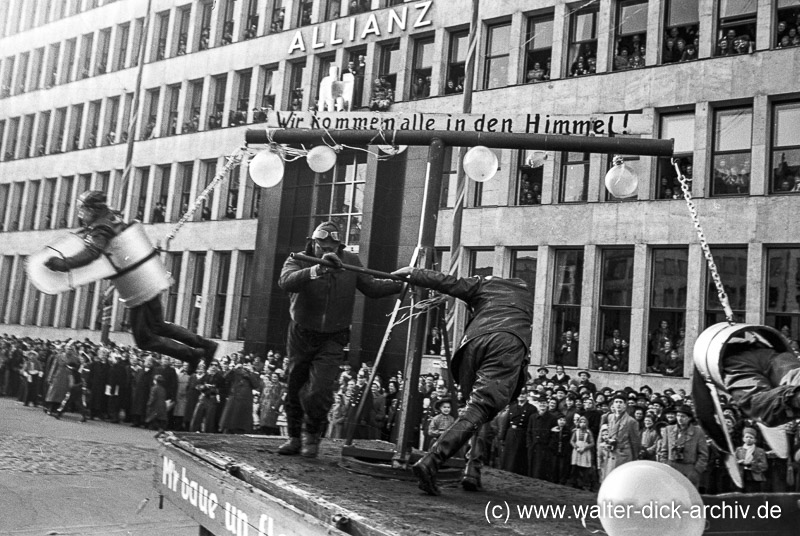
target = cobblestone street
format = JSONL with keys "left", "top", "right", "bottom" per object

{"left": 0, "top": 397, "right": 197, "bottom": 535}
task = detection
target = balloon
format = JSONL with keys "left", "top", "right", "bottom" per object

{"left": 377, "top": 145, "right": 408, "bottom": 155}
{"left": 307, "top": 145, "right": 337, "bottom": 173}
{"left": 597, "top": 461, "right": 704, "bottom": 536}
{"left": 605, "top": 159, "right": 639, "bottom": 198}
{"left": 463, "top": 146, "right": 498, "bottom": 182}
{"left": 249, "top": 150, "right": 284, "bottom": 188}
{"left": 526, "top": 151, "right": 548, "bottom": 168}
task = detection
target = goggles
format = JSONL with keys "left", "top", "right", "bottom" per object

{"left": 312, "top": 229, "right": 340, "bottom": 241}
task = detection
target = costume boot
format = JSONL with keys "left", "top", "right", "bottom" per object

{"left": 278, "top": 437, "right": 301, "bottom": 455}
{"left": 412, "top": 418, "right": 478, "bottom": 496}
{"left": 301, "top": 431, "right": 321, "bottom": 458}
{"left": 461, "top": 432, "right": 485, "bottom": 492}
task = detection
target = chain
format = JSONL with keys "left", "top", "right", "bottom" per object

{"left": 673, "top": 160, "right": 735, "bottom": 324}
{"left": 163, "top": 147, "right": 246, "bottom": 249}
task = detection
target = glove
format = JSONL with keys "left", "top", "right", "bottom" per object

{"left": 45, "top": 257, "right": 69, "bottom": 272}
{"left": 319, "top": 252, "right": 343, "bottom": 273}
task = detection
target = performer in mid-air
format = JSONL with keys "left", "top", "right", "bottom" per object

{"left": 391, "top": 266, "right": 534, "bottom": 496}
{"left": 44, "top": 190, "right": 217, "bottom": 373}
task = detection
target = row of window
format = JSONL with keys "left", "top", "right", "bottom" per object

{"left": 0, "top": 0, "right": 119, "bottom": 39}
{"left": 0, "top": 161, "right": 261, "bottom": 234}
{"left": 462, "top": 244, "right": 800, "bottom": 376}
{"left": 0, "top": 250, "right": 254, "bottom": 341}
{"left": 435, "top": 100, "right": 800, "bottom": 207}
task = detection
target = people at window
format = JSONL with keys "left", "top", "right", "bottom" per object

{"left": 664, "top": 25, "right": 699, "bottom": 64}
{"left": 526, "top": 61, "right": 547, "bottom": 83}
{"left": 410, "top": 76, "right": 429, "bottom": 100}
{"left": 370, "top": 76, "right": 393, "bottom": 111}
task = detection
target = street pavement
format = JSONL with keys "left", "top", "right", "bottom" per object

{"left": 0, "top": 397, "right": 198, "bottom": 535}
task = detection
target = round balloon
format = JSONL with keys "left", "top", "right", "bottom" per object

{"left": 605, "top": 160, "right": 638, "bottom": 198}
{"left": 597, "top": 461, "right": 705, "bottom": 536}
{"left": 463, "top": 146, "right": 498, "bottom": 182}
{"left": 249, "top": 150, "right": 284, "bottom": 188}
{"left": 307, "top": 145, "right": 338, "bottom": 173}
{"left": 377, "top": 144, "right": 408, "bottom": 155}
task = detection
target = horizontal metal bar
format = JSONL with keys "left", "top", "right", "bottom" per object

{"left": 245, "top": 128, "right": 674, "bottom": 156}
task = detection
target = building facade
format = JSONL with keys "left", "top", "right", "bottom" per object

{"left": 1, "top": 0, "right": 799, "bottom": 391}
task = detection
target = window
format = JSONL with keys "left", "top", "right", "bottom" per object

{"left": 218, "top": 0, "right": 235, "bottom": 46}
{"left": 323, "top": 0, "right": 341, "bottom": 22}
{"left": 30, "top": 47, "right": 44, "bottom": 91}
{"left": 445, "top": 30, "right": 468, "bottom": 93}
{"left": 613, "top": 0, "right": 648, "bottom": 71}
{"left": 297, "top": 0, "right": 313, "bottom": 27}
{"left": 344, "top": 47, "right": 366, "bottom": 108}
{"left": 131, "top": 18, "right": 144, "bottom": 67}
{"left": 1, "top": 56, "right": 13, "bottom": 97}
{"left": 68, "top": 104, "right": 83, "bottom": 151}
{"left": 20, "top": 114, "right": 35, "bottom": 157}
{"left": 198, "top": 2, "right": 213, "bottom": 50}
{"left": 716, "top": 0, "right": 756, "bottom": 56}
{"left": 184, "top": 79, "right": 203, "bottom": 132}
{"left": 0, "top": 184, "right": 8, "bottom": 230}
{"left": 35, "top": 112, "right": 50, "bottom": 156}
{"left": 348, "top": 0, "right": 371, "bottom": 14}
{"left": 439, "top": 147, "right": 458, "bottom": 208}
{"left": 154, "top": 10, "right": 170, "bottom": 61}
{"left": 176, "top": 162, "right": 194, "bottom": 220}
{"left": 248, "top": 179, "right": 261, "bottom": 218}
{"left": 212, "top": 252, "right": 231, "bottom": 338}
{"left": 8, "top": 258, "right": 27, "bottom": 324}
{"left": 165, "top": 253, "right": 182, "bottom": 322}
{"left": 771, "top": 102, "right": 800, "bottom": 193}
{"left": 516, "top": 150, "right": 544, "bottom": 205}
{"left": 85, "top": 100, "right": 101, "bottom": 148}
{"left": 524, "top": 14, "right": 553, "bottom": 83}
{"left": 656, "top": 112, "right": 694, "bottom": 199}
{"left": 113, "top": 168, "right": 128, "bottom": 214}
{"left": 244, "top": 0, "right": 260, "bottom": 39}
{"left": 96, "top": 28, "right": 111, "bottom": 74}
{"left": 473, "top": 148, "right": 502, "bottom": 207}
{"left": 469, "top": 250, "right": 494, "bottom": 278}
{"left": 705, "top": 247, "right": 747, "bottom": 327}
{"left": 200, "top": 159, "right": 217, "bottom": 220}
{"left": 133, "top": 167, "right": 149, "bottom": 221}
{"left": 45, "top": 43, "right": 60, "bottom": 87}
{"left": 767, "top": 247, "right": 800, "bottom": 342}
{"left": 378, "top": 42, "right": 401, "bottom": 98}
{"left": 103, "top": 96, "right": 120, "bottom": 146}
{"left": 270, "top": 0, "right": 286, "bottom": 33}
{"left": 648, "top": 248, "right": 688, "bottom": 374}
{"left": 15, "top": 52, "right": 29, "bottom": 94}
{"left": 51, "top": 107, "right": 66, "bottom": 153}
{"left": 595, "top": 249, "right": 634, "bottom": 372}
{"left": 23, "top": 181, "right": 40, "bottom": 230}
{"left": 711, "top": 107, "right": 752, "bottom": 196}
{"left": 42, "top": 178, "right": 57, "bottom": 229}
{"left": 314, "top": 151, "right": 366, "bottom": 247}
{"left": 142, "top": 88, "right": 160, "bottom": 139}
{"left": 164, "top": 84, "right": 180, "bottom": 136}
{"left": 176, "top": 6, "right": 191, "bottom": 55}
{"left": 511, "top": 249, "right": 537, "bottom": 300}
{"left": 121, "top": 92, "right": 134, "bottom": 142}
{"left": 114, "top": 23, "right": 130, "bottom": 71}
{"left": 7, "top": 182, "right": 24, "bottom": 231}
{"left": 567, "top": 6, "right": 598, "bottom": 77}
{"left": 153, "top": 165, "right": 171, "bottom": 223}
{"left": 80, "top": 282, "right": 97, "bottom": 329}
{"left": 314, "top": 53, "right": 336, "bottom": 109}
{"left": 209, "top": 74, "right": 227, "bottom": 129}
{"left": 224, "top": 165, "right": 240, "bottom": 218}
{"left": 560, "top": 151, "right": 589, "bottom": 202}
{"left": 78, "top": 33, "right": 93, "bottom": 80}
{"left": 232, "top": 70, "right": 251, "bottom": 126}
{"left": 189, "top": 253, "right": 206, "bottom": 333}
{"left": 551, "top": 249, "right": 583, "bottom": 366}
{"left": 288, "top": 60, "right": 305, "bottom": 111}
{"left": 58, "top": 176, "right": 74, "bottom": 228}
{"left": 236, "top": 251, "right": 254, "bottom": 340}
{"left": 4, "top": 117, "right": 19, "bottom": 160}
{"left": 410, "top": 37, "right": 434, "bottom": 100}
{"left": 483, "top": 22, "right": 510, "bottom": 89}
{"left": 0, "top": 258, "right": 13, "bottom": 312}
{"left": 258, "top": 65, "right": 277, "bottom": 115}
{"left": 776, "top": 0, "right": 800, "bottom": 49}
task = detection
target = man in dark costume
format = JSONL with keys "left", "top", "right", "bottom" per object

{"left": 391, "top": 266, "right": 533, "bottom": 496}
{"left": 43, "top": 191, "right": 217, "bottom": 374}
{"left": 500, "top": 388, "right": 536, "bottom": 476}
{"left": 278, "top": 221, "right": 402, "bottom": 457}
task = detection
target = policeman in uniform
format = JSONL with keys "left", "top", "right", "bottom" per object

{"left": 391, "top": 266, "right": 533, "bottom": 496}
{"left": 44, "top": 191, "right": 217, "bottom": 373}
{"left": 500, "top": 389, "right": 536, "bottom": 476}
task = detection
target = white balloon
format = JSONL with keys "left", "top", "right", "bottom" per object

{"left": 463, "top": 146, "right": 498, "bottom": 182}
{"left": 605, "top": 160, "right": 639, "bottom": 198}
{"left": 377, "top": 145, "right": 408, "bottom": 155}
{"left": 249, "top": 150, "right": 284, "bottom": 188}
{"left": 307, "top": 145, "right": 338, "bottom": 173}
{"left": 526, "top": 151, "right": 548, "bottom": 168}
{"left": 597, "top": 461, "right": 704, "bottom": 536}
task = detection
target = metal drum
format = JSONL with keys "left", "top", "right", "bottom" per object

{"left": 106, "top": 222, "right": 172, "bottom": 308}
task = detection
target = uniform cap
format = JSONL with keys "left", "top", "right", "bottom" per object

{"left": 78, "top": 190, "right": 108, "bottom": 211}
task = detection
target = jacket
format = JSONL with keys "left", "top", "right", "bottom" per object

{"left": 60, "top": 209, "right": 126, "bottom": 269}
{"left": 658, "top": 423, "right": 709, "bottom": 473}
{"left": 406, "top": 269, "right": 533, "bottom": 375}
{"left": 278, "top": 249, "right": 401, "bottom": 333}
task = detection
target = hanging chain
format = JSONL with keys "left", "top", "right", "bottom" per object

{"left": 163, "top": 147, "right": 246, "bottom": 249}
{"left": 673, "top": 160, "right": 735, "bottom": 324}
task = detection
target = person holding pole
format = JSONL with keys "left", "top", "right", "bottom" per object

{"left": 391, "top": 266, "right": 534, "bottom": 496}
{"left": 277, "top": 221, "right": 402, "bottom": 458}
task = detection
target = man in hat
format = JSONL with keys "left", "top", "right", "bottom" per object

{"left": 278, "top": 221, "right": 402, "bottom": 457}
{"left": 532, "top": 367, "right": 549, "bottom": 387}
{"left": 605, "top": 391, "right": 641, "bottom": 473}
{"left": 576, "top": 370, "right": 596, "bottom": 395}
{"left": 500, "top": 389, "right": 536, "bottom": 476}
{"left": 44, "top": 191, "right": 218, "bottom": 374}
{"left": 658, "top": 405, "right": 708, "bottom": 488}
{"left": 391, "top": 265, "right": 533, "bottom": 495}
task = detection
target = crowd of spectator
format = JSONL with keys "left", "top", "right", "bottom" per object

{"left": 662, "top": 25, "right": 699, "bottom": 64}
{"left": 4, "top": 331, "right": 800, "bottom": 496}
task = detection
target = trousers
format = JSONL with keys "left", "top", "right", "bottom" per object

{"left": 129, "top": 297, "right": 209, "bottom": 363}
